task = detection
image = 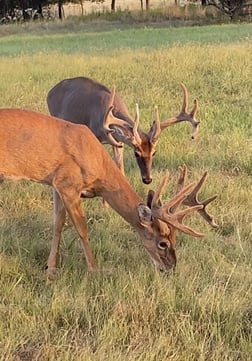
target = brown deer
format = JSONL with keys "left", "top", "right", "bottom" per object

{"left": 47, "top": 76, "right": 199, "bottom": 185}
{"left": 0, "top": 102, "right": 216, "bottom": 280}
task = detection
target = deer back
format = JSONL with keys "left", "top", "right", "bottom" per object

{"left": 0, "top": 108, "right": 108, "bottom": 186}
{"left": 47, "top": 77, "right": 132, "bottom": 141}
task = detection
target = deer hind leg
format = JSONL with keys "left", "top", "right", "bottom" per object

{"left": 59, "top": 188, "right": 97, "bottom": 273}
{"left": 46, "top": 188, "right": 66, "bottom": 281}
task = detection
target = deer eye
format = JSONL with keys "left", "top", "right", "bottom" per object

{"left": 152, "top": 151, "right": 156, "bottom": 157}
{"left": 158, "top": 241, "right": 169, "bottom": 250}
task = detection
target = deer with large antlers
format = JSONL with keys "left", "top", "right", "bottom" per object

{"left": 47, "top": 76, "right": 199, "bottom": 185}
{"left": 0, "top": 103, "right": 216, "bottom": 280}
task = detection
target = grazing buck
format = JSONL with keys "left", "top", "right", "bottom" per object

{"left": 47, "top": 76, "right": 199, "bottom": 185}
{"left": 0, "top": 99, "right": 216, "bottom": 280}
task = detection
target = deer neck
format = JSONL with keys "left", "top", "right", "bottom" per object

{"left": 100, "top": 169, "right": 143, "bottom": 230}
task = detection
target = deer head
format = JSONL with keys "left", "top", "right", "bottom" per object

{"left": 135, "top": 166, "right": 218, "bottom": 272}
{"left": 103, "top": 83, "right": 200, "bottom": 185}
{"left": 47, "top": 77, "right": 200, "bottom": 186}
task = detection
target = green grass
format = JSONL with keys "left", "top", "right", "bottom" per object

{"left": 0, "top": 23, "right": 251, "bottom": 57}
{"left": 0, "top": 22, "right": 252, "bottom": 360}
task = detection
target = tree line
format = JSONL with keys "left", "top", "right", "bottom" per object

{"left": 0, "top": 0, "right": 53, "bottom": 21}
{"left": 0, "top": 0, "right": 251, "bottom": 22}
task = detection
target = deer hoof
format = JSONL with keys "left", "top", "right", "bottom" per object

{"left": 46, "top": 267, "right": 58, "bottom": 283}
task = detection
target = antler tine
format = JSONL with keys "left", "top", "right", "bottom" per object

{"left": 102, "top": 87, "right": 131, "bottom": 147}
{"left": 149, "top": 105, "right": 161, "bottom": 145}
{"left": 181, "top": 83, "right": 198, "bottom": 118}
{"left": 181, "top": 84, "right": 199, "bottom": 139}
{"left": 151, "top": 166, "right": 218, "bottom": 238}
{"left": 151, "top": 169, "right": 195, "bottom": 212}
{"left": 159, "top": 84, "right": 200, "bottom": 140}
{"left": 180, "top": 83, "right": 188, "bottom": 113}
{"left": 109, "top": 85, "right": 116, "bottom": 107}
{"left": 103, "top": 104, "right": 123, "bottom": 147}
{"left": 151, "top": 172, "right": 170, "bottom": 209}
{"left": 183, "top": 171, "right": 219, "bottom": 228}
{"left": 186, "top": 170, "right": 208, "bottom": 199}
{"left": 134, "top": 103, "right": 140, "bottom": 126}
{"left": 132, "top": 103, "right": 142, "bottom": 145}
{"left": 169, "top": 165, "right": 188, "bottom": 213}
{"left": 190, "top": 99, "right": 198, "bottom": 117}
{"left": 151, "top": 177, "right": 204, "bottom": 238}
{"left": 191, "top": 99, "right": 199, "bottom": 140}
{"left": 176, "top": 165, "right": 188, "bottom": 193}
{"left": 106, "top": 129, "right": 123, "bottom": 147}
{"left": 161, "top": 182, "right": 196, "bottom": 214}
{"left": 163, "top": 204, "right": 204, "bottom": 238}
{"left": 181, "top": 84, "right": 198, "bottom": 115}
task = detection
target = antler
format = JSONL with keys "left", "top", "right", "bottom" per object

{"left": 159, "top": 83, "right": 199, "bottom": 140}
{"left": 148, "top": 105, "right": 161, "bottom": 145}
{"left": 131, "top": 103, "right": 142, "bottom": 146}
{"left": 103, "top": 88, "right": 142, "bottom": 148}
{"left": 103, "top": 86, "right": 130, "bottom": 147}
{"left": 151, "top": 172, "right": 204, "bottom": 238}
{"left": 115, "top": 103, "right": 142, "bottom": 147}
{"left": 175, "top": 165, "right": 218, "bottom": 228}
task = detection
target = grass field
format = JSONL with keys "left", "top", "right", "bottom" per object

{"left": 0, "top": 21, "right": 252, "bottom": 361}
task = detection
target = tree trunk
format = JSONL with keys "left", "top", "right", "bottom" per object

{"left": 79, "top": 0, "right": 84, "bottom": 16}
{"left": 38, "top": 3, "right": 43, "bottom": 18}
{"left": 140, "top": 0, "right": 144, "bottom": 11}
{"left": 22, "top": 0, "right": 30, "bottom": 21}
{"left": 58, "top": 0, "right": 63, "bottom": 20}
{"left": 111, "top": 0, "right": 116, "bottom": 12}
{"left": 146, "top": 0, "right": 150, "bottom": 11}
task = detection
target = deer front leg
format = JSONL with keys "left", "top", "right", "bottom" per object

{"left": 59, "top": 188, "right": 98, "bottom": 273}
{"left": 47, "top": 189, "right": 66, "bottom": 281}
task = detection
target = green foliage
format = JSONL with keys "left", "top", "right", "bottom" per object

{"left": 0, "top": 23, "right": 252, "bottom": 360}
{"left": 206, "top": 0, "right": 252, "bottom": 19}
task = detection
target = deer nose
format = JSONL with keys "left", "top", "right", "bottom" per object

{"left": 159, "top": 260, "right": 176, "bottom": 273}
{"left": 142, "top": 177, "right": 152, "bottom": 185}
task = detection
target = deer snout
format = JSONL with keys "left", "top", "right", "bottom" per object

{"left": 159, "top": 258, "right": 176, "bottom": 273}
{"left": 152, "top": 254, "right": 176, "bottom": 274}
{"left": 159, "top": 248, "right": 177, "bottom": 273}
{"left": 142, "top": 177, "right": 152, "bottom": 185}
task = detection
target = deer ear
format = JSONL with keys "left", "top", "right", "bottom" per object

{"left": 112, "top": 126, "right": 127, "bottom": 138}
{"left": 137, "top": 204, "right": 152, "bottom": 227}
{"left": 146, "top": 190, "right": 154, "bottom": 209}
{"left": 147, "top": 190, "right": 162, "bottom": 209}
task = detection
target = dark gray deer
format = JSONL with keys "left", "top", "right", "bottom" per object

{"left": 47, "top": 76, "right": 199, "bottom": 185}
